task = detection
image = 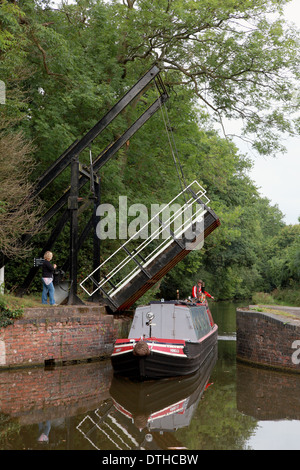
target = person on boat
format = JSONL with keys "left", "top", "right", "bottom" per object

{"left": 192, "top": 279, "right": 214, "bottom": 302}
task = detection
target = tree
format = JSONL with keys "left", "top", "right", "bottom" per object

{"left": 0, "top": 1, "right": 42, "bottom": 259}
{"left": 1, "top": 0, "right": 298, "bottom": 300}
{"left": 109, "top": 0, "right": 300, "bottom": 156}
{"left": 0, "top": 118, "right": 42, "bottom": 258}
{"left": 11, "top": 0, "right": 299, "bottom": 157}
{"left": 262, "top": 224, "right": 300, "bottom": 289}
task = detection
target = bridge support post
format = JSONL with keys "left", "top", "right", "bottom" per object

{"left": 68, "top": 155, "right": 84, "bottom": 305}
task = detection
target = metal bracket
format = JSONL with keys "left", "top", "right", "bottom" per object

{"left": 79, "top": 163, "right": 100, "bottom": 185}
{"left": 155, "top": 216, "right": 185, "bottom": 249}
{"left": 87, "top": 274, "right": 119, "bottom": 309}
{"left": 121, "top": 245, "right": 152, "bottom": 279}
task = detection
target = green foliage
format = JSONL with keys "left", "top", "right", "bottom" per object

{"left": 260, "top": 224, "right": 300, "bottom": 290}
{"left": 1, "top": 0, "right": 299, "bottom": 303}
{"left": 112, "top": 0, "right": 299, "bottom": 155}
{"left": 252, "top": 292, "right": 276, "bottom": 305}
{"left": 0, "top": 413, "right": 20, "bottom": 449}
{"left": 252, "top": 289, "right": 300, "bottom": 307}
{"left": 0, "top": 295, "right": 23, "bottom": 328}
{"left": 272, "top": 288, "right": 300, "bottom": 306}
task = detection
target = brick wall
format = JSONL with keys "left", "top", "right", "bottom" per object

{"left": 236, "top": 309, "right": 300, "bottom": 373}
{"left": 0, "top": 305, "right": 131, "bottom": 369}
{"left": 0, "top": 360, "right": 113, "bottom": 424}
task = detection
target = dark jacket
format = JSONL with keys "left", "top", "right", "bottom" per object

{"left": 42, "top": 260, "right": 55, "bottom": 279}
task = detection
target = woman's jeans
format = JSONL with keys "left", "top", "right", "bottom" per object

{"left": 42, "top": 279, "right": 55, "bottom": 305}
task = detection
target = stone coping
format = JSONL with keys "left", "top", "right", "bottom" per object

{"left": 244, "top": 305, "right": 300, "bottom": 328}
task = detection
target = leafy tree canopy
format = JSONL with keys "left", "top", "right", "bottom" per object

{"left": 0, "top": 0, "right": 299, "bottom": 301}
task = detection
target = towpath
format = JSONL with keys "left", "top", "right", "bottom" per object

{"left": 249, "top": 305, "right": 300, "bottom": 321}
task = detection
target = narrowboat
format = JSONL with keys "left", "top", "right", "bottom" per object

{"left": 111, "top": 299, "right": 218, "bottom": 380}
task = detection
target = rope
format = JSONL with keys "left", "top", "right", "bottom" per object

{"left": 154, "top": 79, "right": 189, "bottom": 207}
{"left": 89, "top": 144, "right": 95, "bottom": 195}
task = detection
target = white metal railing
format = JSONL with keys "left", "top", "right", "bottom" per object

{"left": 80, "top": 180, "right": 209, "bottom": 299}
{"left": 76, "top": 409, "right": 140, "bottom": 450}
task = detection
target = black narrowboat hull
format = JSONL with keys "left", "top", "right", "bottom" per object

{"left": 111, "top": 324, "right": 218, "bottom": 380}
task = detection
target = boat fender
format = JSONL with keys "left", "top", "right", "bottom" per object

{"left": 133, "top": 340, "right": 150, "bottom": 356}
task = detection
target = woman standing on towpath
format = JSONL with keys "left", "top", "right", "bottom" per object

{"left": 42, "top": 251, "right": 57, "bottom": 305}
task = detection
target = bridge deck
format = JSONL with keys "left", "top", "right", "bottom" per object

{"left": 80, "top": 181, "right": 220, "bottom": 312}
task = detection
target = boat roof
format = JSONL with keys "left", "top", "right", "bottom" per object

{"left": 149, "top": 300, "right": 200, "bottom": 307}
{"left": 130, "top": 300, "right": 212, "bottom": 341}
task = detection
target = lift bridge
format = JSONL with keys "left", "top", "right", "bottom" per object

{"left": 7, "top": 65, "right": 219, "bottom": 308}
{"left": 80, "top": 180, "right": 219, "bottom": 312}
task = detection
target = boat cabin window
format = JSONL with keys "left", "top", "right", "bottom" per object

{"left": 189, "top": 306, "right": 211, "bottom": 340}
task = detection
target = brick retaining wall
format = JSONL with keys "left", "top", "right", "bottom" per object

{"left": 0, "top": 305, "right": 132, "bottom": 369}
{"left": 236, "top": 308, "right": 300, "bottom": 373}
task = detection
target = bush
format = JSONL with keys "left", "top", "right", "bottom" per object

{"left": 0, "top": 295, "right": 23, "bottom": 328}
{"left": 252, "top": 292, "right": 276, "bottom": 305}
{"left": 252, "top": 289, "right": 300, "bottom": 307}
{"left": 272, "top": 288, "right": 300, "bottom": 307}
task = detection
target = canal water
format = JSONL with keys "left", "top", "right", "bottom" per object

{"left": 1, "top": 301, "right": 300, "bottom": 451}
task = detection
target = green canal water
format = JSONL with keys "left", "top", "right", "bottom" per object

{"left": 1, "top": 301, "right": 300, "bottom": 451}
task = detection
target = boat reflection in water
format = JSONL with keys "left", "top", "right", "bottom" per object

{"left": 77, "top": 346, "right": 217, "bottom": 450}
